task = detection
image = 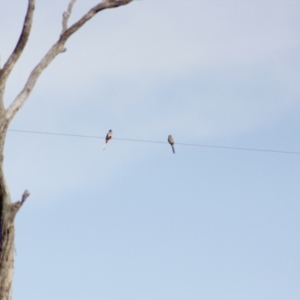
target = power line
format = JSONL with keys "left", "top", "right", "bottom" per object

{"left": 8, "top": 129, "right": 300, "bottom": 155}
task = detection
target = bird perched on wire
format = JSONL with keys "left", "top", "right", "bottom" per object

{"left": 168, "top": 135, "right": 175, "bottom": 154}
{"left": 103, "top": 129, "right": 113, "bottom": 150}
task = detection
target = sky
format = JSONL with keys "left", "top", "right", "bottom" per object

{"left": 1, "top": 0, "right": 300, "bottom": 299}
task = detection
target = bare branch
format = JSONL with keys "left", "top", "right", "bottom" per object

{"left": 5, "top": 0, "right": 132, "bottom": 125}
{"left": 60, "top": 0, "right": 132, "bottom": 41}
{"left": 62, "top": 0, "right": 77, "bottom": 34}
{"left": 5, "top": 42, "right": 64, "bottom": 124}
{"left": 20, "top": 190, "right": 30, "bottom": 205}
{"left": 7, "top": 190, "right": 30, "bottom": 221}
{"left": 0, "top": 0, "right": 35, "bottom": 101}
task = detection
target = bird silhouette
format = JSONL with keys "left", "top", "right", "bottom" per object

{"left": 103, "top": 129, "right": 113, "bottom": 150}
{"left": 168, "top": 135, "right": 175, "bottom": 154}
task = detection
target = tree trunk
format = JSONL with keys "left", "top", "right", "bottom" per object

{"left": 0, "top": 164, "right": 28, "bottom": 300}
{"left": 0, "top": 122, "right": 13, "bottom": 300}
{"left": 0, "top": 117, "right": 27, "bottom": 300}
{"left": 0, "top": 114, "right": 13, "bottom": 300}
{"left": 0, "top": 206, "right": 15, "bottom": 300}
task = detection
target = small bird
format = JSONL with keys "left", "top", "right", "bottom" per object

{"left": 103, "top": 129, "right": 113, "bottom": 150}
{"left": 168, "top": 135, "right": 175, "bottom": 154}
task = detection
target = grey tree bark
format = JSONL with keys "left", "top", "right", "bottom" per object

{"left": 0, "top": 0, "right": 132, "bottom": 299}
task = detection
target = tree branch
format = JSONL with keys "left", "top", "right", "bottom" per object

{"left": 62, "top": 0, "right": 77, "bottom": 34}
{"left": 0, "top": 0, "right": 35, "bottom": 102}
{"left": 20, "top": 190, "right": 30, "bottom": 205}
{"left": 60, "top": 0, "right": 132, "bottom": 41}
{"left": 5, "top": 0, "right": 132, "bottom": 126}
{"left": 4, "top": 190, "right": 30, "bottom": 224}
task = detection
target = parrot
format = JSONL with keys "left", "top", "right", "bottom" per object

{"left": 168, "top": 135, "right": 175, "bottom": 154}
{"left": 103, "top": 129, "right": 113, "bottom": 150}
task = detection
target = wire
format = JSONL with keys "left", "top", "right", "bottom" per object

{"left": 9, "top": 129, "right": 101, "bottom": 140}
{"left": 8, "top": 129, "right": 300, "bottom": 155}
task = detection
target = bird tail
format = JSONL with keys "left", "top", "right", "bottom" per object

{"left": 103, "top": 143, "right": 107, "bottom": 151}
{"left": 172, "top": 145, "right": 175, "bottom": 154}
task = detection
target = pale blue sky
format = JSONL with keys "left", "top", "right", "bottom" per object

{"left": 1, "top": 0, "right": 300, "bottom": 299}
